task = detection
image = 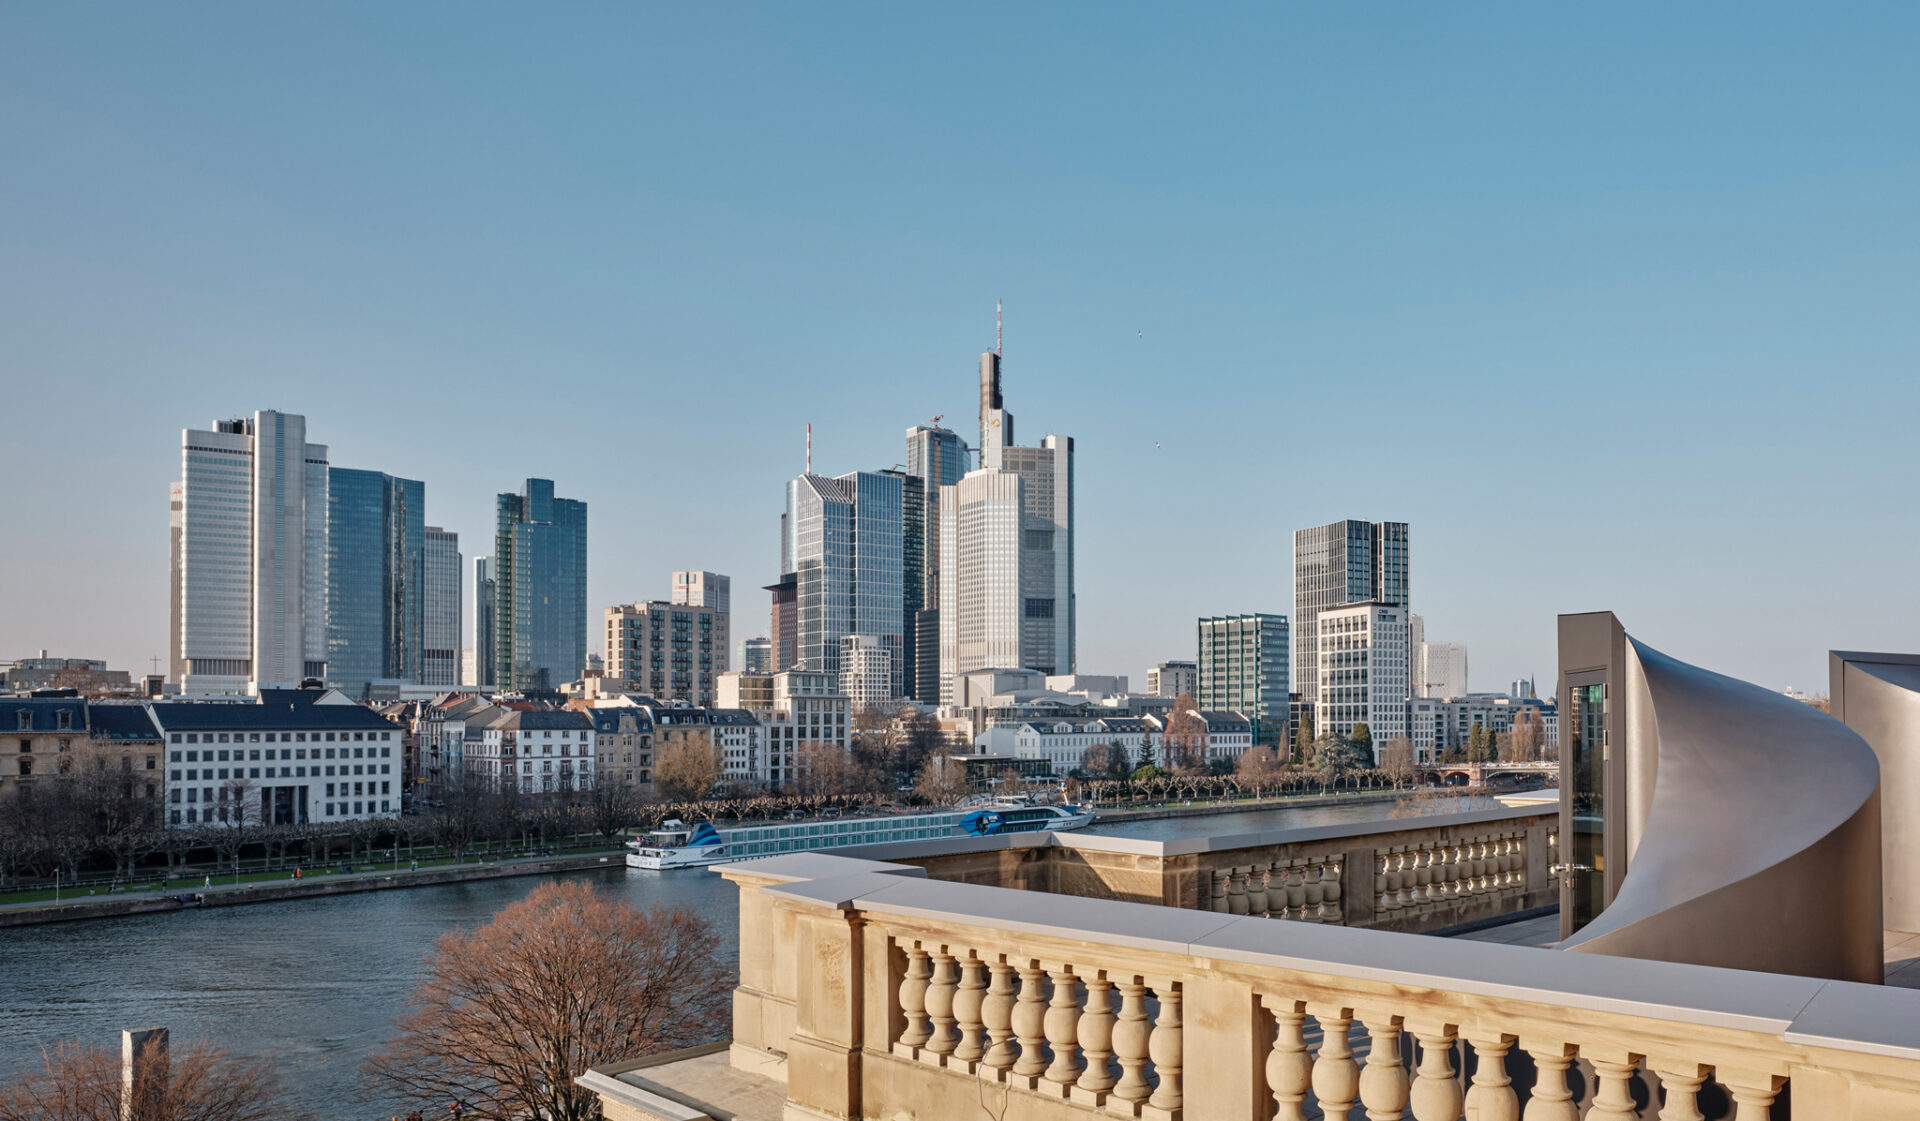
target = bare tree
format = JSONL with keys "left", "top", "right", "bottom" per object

{"left": 1159, "top": 695, "right": 1208, "bottom": 774}
{"left": 1234, "top": 744, "right": 1285, "bottom": 796}
{"left": 1377, "top": 735, "right": 1417, "bottom": 788}
{"left": 788, "top": 739, "right": 860, "bottom": 798}
{"left": 1506, "top": 709, "right": 1546, "bottom": 761}
{"left": 913, "top": 756, "right": 970, "bottom": 807}
{"left": 0, "top": 1035, "right": 303, "bottom": 1121}
{"left": 1078, "top": 743, "right": 1113, "bottom": 777}
{"left": 587, "top": 780, "right": 641, "bottom": 840}
{"left": 364, "top": 880, "right": 730, "bottom": 1121}
{"left": 654, "top": 730, "right": 720, "bottom": 802}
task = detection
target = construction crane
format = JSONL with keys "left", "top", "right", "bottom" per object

{"left": 921, "top": 414, "right": 944, "bottom": 428}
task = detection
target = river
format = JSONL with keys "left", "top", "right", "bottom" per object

{"left": 0, "top": 796, "right": 1463, "bottom": 1116}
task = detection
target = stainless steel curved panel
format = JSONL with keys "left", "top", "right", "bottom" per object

{"left": 1563, "top": 637, "right": 1883, "bottom": 983}
{"left": 1831, "top": 652, "right": 1920, "bottom": 933}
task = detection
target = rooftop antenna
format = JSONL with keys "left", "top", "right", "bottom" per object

{"left": 996, "top": 298, "right": 1003, "bottom": 358}
{"left": 806, "top": 422, "right": 812, "bottom": 475}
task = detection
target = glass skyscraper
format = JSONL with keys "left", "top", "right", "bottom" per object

{"left": 495, "top": 478, "right": 588, "bottom": 692}
{"left": 421, "top": 526, "right": 461, "bottom": 688}
{"left": 1198, "top": 614, "right": 1291, "bottom": 744}
{"left": 904, "top": 424, "right": 966, "bottom": 704}
{"left": 785, "top": 469, "right": 904, "bottom": 687}
{"left": 326, "top": 468, "right": 425, "bottom": 698}
{"left": 1291, "top": 519, "right": 1409, "bottom": 699}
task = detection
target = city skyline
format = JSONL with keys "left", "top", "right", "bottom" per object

{"left": 5, "top": 5, "right": 1920, "bottom": 694}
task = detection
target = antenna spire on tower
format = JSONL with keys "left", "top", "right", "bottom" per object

{"left": 996, "top": 298, "right": 1003, "bottom": 358}
{"left": 806, "top": 422, "right": 812, "bottom": 475}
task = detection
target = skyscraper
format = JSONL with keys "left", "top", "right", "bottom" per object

{"left": 672, "top": 571, "right": 731, "bottom": 676}
{"left": 422, "top": 527, "right": 461, "bottom": 688}
{"left": 784, "top": 470, "right": 904, "bottom": 683}
{"left": 495, "top": 479, "right": 588, "bottom": 692}
{"left": 174, "top": 410, "right": 329, "bottom": 695}
{"left": 325, "top": 468, "right": 424, "bottom": 698}
{"left": 905, "top": 423, "right": 967, "bottom": 703}
{"left": 1316, "top": 602, "right": 1410, "bottom": 753}
{"left": 168, "top": 481, "right": 184, "bottom": 685}
{"left": 1292, "top": 519, "right": 1409, "bottom": 699}
{"left": 1197, "top": 615, "right": 1290, "bottom": 744}
{"left": 473, "top": 556, "right": 496, "bottom": 689}
{"left": 936, "top": 344, "right": 1076, "bottom": 702}
{"left": 891, "top": 469, "right": 928, "bottom": 704}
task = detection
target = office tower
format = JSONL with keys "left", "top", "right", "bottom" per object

{"left": 168, "top": 481, "right": 185, "bottom": 684}
{"left": 1315, "top": 602, "right": 1409, "bottom": 753}
{"left": 905, "top": 423, "right": 967, "bottom": 703}
{"left": 1415, "top": 642, "right": 1469, "bottom": 699}
{"left": 495, "top": 478, "right": 588, "bottom": 692}
{"left": 605, "top": 601, "right": 723, "bottom": 704}
{"left": 325, "top": 468, "right": 425, "bottom": 698}
{"left": 937, "top": 344, "right": 1077, "bottom": 701}
{"left": 840, "top": 634, "right": 895, "bottom": 706}
{"left": 1148, "top": 660, "right": 1198, "bottom": 698}
{"left": 1292, "top": 519, "right": 1409, "bottom": 699}
{"left": 473, "top": 557, "right": 496, "bottom": 690}
{"left": 892, "top": 470, "right": 928, "bottom": 704}
{"left": 672, "top": 571, "right": 731, "bottom": 677}
{"left": 175, "top": 410, "right": 329, "bottom": 695}
{"left": 421, "top": 527, "right": 461, "bottom": 688}
{"left": 766, "top": 573, "right": 798, "bottom": 672}
{"left": 1197, "top": 615, "right": 1290, "bottom": 744}
{"left": 741, "top": 637, "right": 774, "bottom": 674}
{"left": 784, "top": 469, "right": 905, "bottom": 682}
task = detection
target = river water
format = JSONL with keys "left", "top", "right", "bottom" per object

{"left": 0, "top": 797, "right": 1456, "bottom": 1117}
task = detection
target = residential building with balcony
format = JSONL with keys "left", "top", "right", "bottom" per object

{"left": 604, "top": 600, "right": 725, "bottom": 706}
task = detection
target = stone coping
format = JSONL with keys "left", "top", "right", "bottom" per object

{"left": 752, "top": 853, "right": 1920, "bottom": 1059}
{"left": 820, "top": 801, "right": 1554, "bottom": 862}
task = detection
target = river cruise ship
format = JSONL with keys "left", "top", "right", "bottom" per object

{"left": 626, "top": 802, "right": 1095, "bottom": 870}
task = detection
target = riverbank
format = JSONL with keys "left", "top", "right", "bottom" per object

{"left": 0, "top": 850, "right": 627, "bottom": 928}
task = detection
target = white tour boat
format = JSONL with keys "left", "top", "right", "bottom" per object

{"left": 625, "top": 801, "right": 1096, "bottom": 870}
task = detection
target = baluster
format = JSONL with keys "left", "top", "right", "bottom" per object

{"left": 1210, "top": 868, "right": 1230, "bottom": 912}
{"left": 924, "top": 951, "right": 958, "bottom": 1057}
{"left": 1509, "top": 832, "right": 1526, "bottom": 889}
{"left": 1586, "top": 1052, "right": 1643, "bottom": 1121}
{"left": 1111, "top": 980, "right": 1153, "bottom": 1104}
{"left": 1407, "top": 1022, "right": 1462, "bottom": 1121}
{"left": 953, "top": 955, "right": 987, "bottom": 1064}
{"left": 982, "top": 960, "right": 1018, "bottom": 1070}
{"left": 1230, "top": 866, "right": 1250, "bottom": 915}
{"left": 1358, "top": 1013, "right": 1409, "bottom": 1121}
{"left": 1321, "top": 855, "right": 1344, "bottom": 924}
{"left": 1464, "top": 1032, "right": 1518, "bottom": 1121}
{"left": 1647, "top": 1059, "right": 1708, "bottom": 1121}
{"left": 1395, "top": 847, "right": 1417, "bottom": 909}
{"left": 1518, "top": 1041, "right": 1577, "bottom": 1121}
{"left": 1719, "top": 1070, "right": 1786, "bottom": 1121}
{"left": 898, "top": 943, "right": 931, "bottom": 1049}
{"left": 1146, "top": 982, "right": 1183, "bottom": 1112}
{"left": 1262, "top": 996, "right": 1311, "bottom": 1121}
{"left": 1411, "top": 843, "right": 1434, "bottom": 910}
{"left": 1043, "top": 966, "right": 1081, "bottom": 1089}
{"left": 1247, "top": 860, "right": 1271, "bottom": 917}
{"left": 1435, "top": 840, "right": 1458, "bottom": 900}
{"left": 1372, "top": 851, "right": 1391, "bottom": 919}
{"left": 1012, "top": 961, "right": 1049, "bottom": 1078}
{"left": 1075, "top": 974, "right": 1117, "bottom": 1096}
{"left": 1308, "top": 1003, "right": 1359, "bottom": 1121}
{"left": 1302, "top": 860, "right": 1324, "bottom": 922}
{"left": 1286, "top": 860, "right": 1307, "bottom": 919}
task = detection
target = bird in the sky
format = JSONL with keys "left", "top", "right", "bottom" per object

{"left": 1137, "top": 330, "right": 1143, "bottom": 338}
{"left": 1155, "top": 442, "right": 1162, "bottom": 450}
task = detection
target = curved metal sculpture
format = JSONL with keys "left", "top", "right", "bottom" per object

{"left": 1562, "top": 637, "right": 1883, "bottom": 983}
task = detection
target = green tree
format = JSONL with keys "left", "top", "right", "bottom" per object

{"left": 1348, "top": 722, "right": 1373, "bottom": 767}
{"left": 1295, "top": 711, "right": 1315, "bottom": 761}
{"left": 1466, "top": 722, "right": 1491, "bottom": 763}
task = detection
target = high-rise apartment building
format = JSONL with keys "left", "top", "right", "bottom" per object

{"left": 784, "top": 469, "right": 904, "bottom": 683}
{"left": 905, "top": 423, "right": 967, "bottom": 704}
{"left": 1197, "top": 615, "right": 1290, "bottom": 744}
{"left": 1292, "top": 519, "right": 1409, "bottom": 699}
{"left": 671, "top": 571, "right": 731, "bottom": 678}
{"left": 325, "top": 468, "right": 424, "bottom": 698}
{"left": 495, "top": 479, "right": 588, "bottom": 692}
{"left": 1148, "top": 660, "right": 1198, "bottom": 698}
{"left": 1316, "top": 602, "right": 1410, "bottom": 755}
{"left": 741, "top": 637, "right": 773, "bottom": 674}
{"left": 839, "top": 634, "right": 895, "bottom": 706}
{"left": 173, "top": 410, "right": 330, "bottom": 696}
{"left": 937, "top": 346, "right": 1076, "bottom": 702}
{"left": 422, "top": 527, "right": 461, "bottom": 688}
{"left": 473, "top": 557, "right": 496, "bottom": 690}
{"left": 605, "top": 601, "right": 724, "bottom": 704}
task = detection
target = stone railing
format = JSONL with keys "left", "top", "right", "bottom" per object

{"left": 718, "top": 850, "right": 1920, "bottom": 1121}
{"left": 837, "top": 803, "right": 1559, "bottom": 933}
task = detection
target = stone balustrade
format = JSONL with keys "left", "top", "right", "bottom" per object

{"left": 718, "top": 850, "right": 1920, "bottom": 1121}
{"left": 841, "top": 803, "right": 1558, "bottom": 933}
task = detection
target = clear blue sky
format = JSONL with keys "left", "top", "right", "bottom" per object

{"left": 3, "top": 4, "right": 1916, "bottom": 694}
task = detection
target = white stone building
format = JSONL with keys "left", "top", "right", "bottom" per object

{"left": 148, "top": 697, "right": 402, "bottom": 826}
{"left": 840, "top": 634, "right": 896, "bottom": 707}
{"left": 717, "top": 670, "right": 850, "bottom": 789}
{"left": 1315, "top": 602, "right": 1410, "bottom": 757}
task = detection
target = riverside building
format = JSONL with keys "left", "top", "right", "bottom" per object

{"left": 1196, "top": 615, "right": 1289, "bottom": 744}
{"left": 1291, "top": 518, "right": 1408, "bottom": 700}
{"left": 148, "top": 698, "right": 403, "bottom": 826}
{"left": 603, "top": 600, "right": 726, "bottom": 706}
{"left": 1315, "top": 601, "right": 1410, "bottom": 753}
{"left": 494, "top": 478, "right": 588, "bottom": 692}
